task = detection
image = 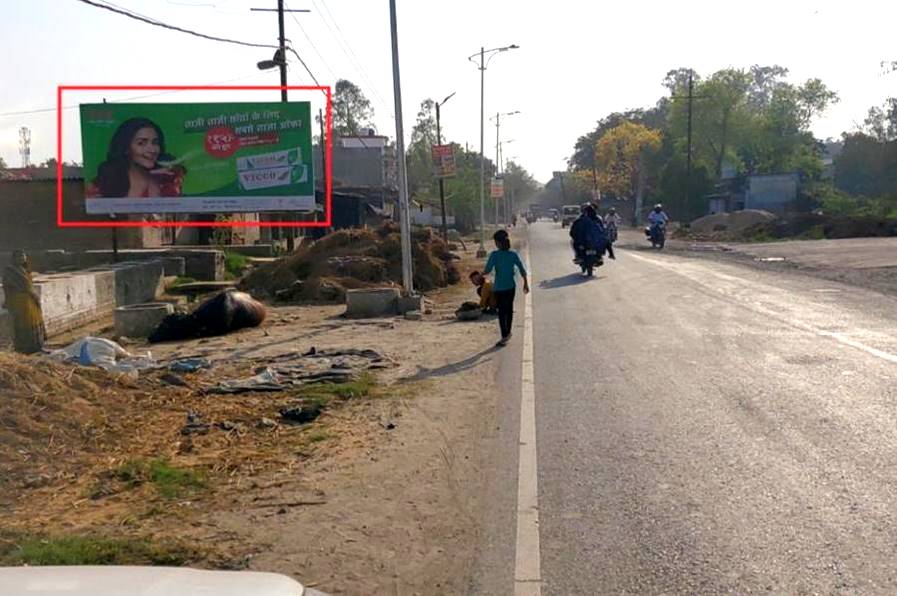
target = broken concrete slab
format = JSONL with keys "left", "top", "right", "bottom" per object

{"left": 114, "top": 303, "right": 175, "bottom": 338}
{"left": 345, "top": 288, "right": 400, "bottom": 318}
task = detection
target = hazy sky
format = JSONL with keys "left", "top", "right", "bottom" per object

{"left": 2, "top": 0, "right": 895, "bottom": 182}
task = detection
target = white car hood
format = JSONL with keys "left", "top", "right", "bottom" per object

{"left": 0, "top": 566, "right": 311, "bottom": 596}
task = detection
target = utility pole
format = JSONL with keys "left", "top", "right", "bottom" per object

{"left": 251, "top": 1, "right": 310, "bottom": 250}
{"left": 318, "top": 107, "right": 326, "bottom": 235}
{"left": 478, "top": 47, "right": 486, "bottom": 256}
{"left": 494, "top": 111, "right": 500, "bottom": 228}
{"left": 389, "top": 0, "right": 414, "bottom": 295}
{"left": 435, "top": 92, "right": 455, "bottom": 243}
{"left": 686, "top": 70, "right": 694, "bottom": 220}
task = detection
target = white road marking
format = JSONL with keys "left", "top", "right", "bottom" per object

{"left": 515, "top": 249, "right": 541, "bottom": 596}
{"left": 627, "top": 251, "right": 897, "bottom": 366}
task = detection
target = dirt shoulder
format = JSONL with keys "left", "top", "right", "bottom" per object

{"left": 0, "top": 244, "right": 505, "bottom": 595}
{"left": 617, "top": 229, "right": 897, "bottom": 296}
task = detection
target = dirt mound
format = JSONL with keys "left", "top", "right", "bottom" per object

{"left": 688, "top": 210, "right": 778, "bottom": 236}
{"left": 242, "top": 224, "right": 461, "bottom": 302}
{"left": 679, "top": 211, "right": 897, "bottom": 242}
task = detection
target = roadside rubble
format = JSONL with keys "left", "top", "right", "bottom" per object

{"left": 208, "top": 348, "right": 393, "bottom": 395}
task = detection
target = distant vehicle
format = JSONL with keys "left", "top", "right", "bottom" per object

{"left": 561, "top": 205, "right": 580, "bottom": 228}
{"left": 548, "top": 209, "right": 559, "bottom": 222}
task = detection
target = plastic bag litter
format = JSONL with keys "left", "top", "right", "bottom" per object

{"left": 47, "top": 337, "right": 157, "bottom": 379}
{"left": 170, "top": 358, "right": 212, "bottom": 373}
{"left": 208, "top": 367, "right": 282, "bottom": 394}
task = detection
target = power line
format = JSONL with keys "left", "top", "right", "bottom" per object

{"left": 74, "top": 0, "right": 278, "bottom": 49}
{"left": 286, "top": 1, "right": 337, "bottom": 81}
{"left": 308, "top": 0, "right": 391, "bottom": 115}
{"left": 0, "top": 72, "right": 267, "bottom": 120}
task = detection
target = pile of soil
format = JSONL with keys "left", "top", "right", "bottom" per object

{"left": 679, "top": 211, "right": 897, "bottom": 242}
{"left": 685, "top": 210, "right": 778, "bottom": 237}
{"left": 241, "top": 224, "right": 461, "bottom": 302}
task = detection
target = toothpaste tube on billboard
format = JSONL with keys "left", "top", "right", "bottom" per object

{"left": 236, "top": 148, "right": 303, "bottom": 172}
{"left": 238, "top": 164, "right": 308, "bottom": 191}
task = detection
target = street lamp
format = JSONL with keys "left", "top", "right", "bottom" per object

{"left": 491, "top": 111, "right": 519, "bottom": 228}
{"left": 435, "top": 91, "right": 455, "bottom": 242}
{"left": 469, "top": 44, "right": 519, "bottom": 257}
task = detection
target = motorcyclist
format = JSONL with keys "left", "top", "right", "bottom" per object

{"left": 647, "top": 204, "right": 669, "bottom": 227}
{"left": 646, "top": 204, "right": 669, "bottom": 245}
{"left": 570, "top": 204, "right": 607, "bottom": 264}
{"left": 605, "top": 207, "right": 623, "bottom": 229}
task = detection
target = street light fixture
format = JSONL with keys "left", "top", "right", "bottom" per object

{"left": 468, "top": 44, "right": 519, "bottom": 256}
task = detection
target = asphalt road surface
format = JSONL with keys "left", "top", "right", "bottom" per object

{"left": 474, "top": 221, "right": 897, "bottom": 595}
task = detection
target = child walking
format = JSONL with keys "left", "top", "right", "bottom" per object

{"left": 483, "top": 229, "right": 529, "bottom": 347}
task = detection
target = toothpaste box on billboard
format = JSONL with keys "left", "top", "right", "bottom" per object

{"left": 80, "top": 101, "right": 315, "bottom": 214}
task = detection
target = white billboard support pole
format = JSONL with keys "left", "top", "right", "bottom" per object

{"left": 389, "top": 0, "right": 414, "bottom": 295}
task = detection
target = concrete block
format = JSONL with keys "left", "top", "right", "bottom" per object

{"left": 114, "top": 303, "right": 174, "bottom": 338}
{"left": 397, "top": 294, "right": 424, "bottom": 315}
{"left": 345, "top": 288, "right": 400, "bottom": 318}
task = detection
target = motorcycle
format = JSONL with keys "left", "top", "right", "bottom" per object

{"left": 574, "top": 244, "right": 603, "bottom": 277}
{"left": 606, "top": 221, "right": 618, "bottom": 244}
{"left": 646, "top": 222, "right": 666, "bottom": 249}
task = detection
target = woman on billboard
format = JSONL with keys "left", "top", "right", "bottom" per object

{"left": 86, "top": 117, "right": 186, "bottom": 198}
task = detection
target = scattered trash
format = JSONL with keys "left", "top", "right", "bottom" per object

{"left": 209, "top": 368, "right": 282, "bottom": 394}
{"left": 216, "top": 420, "right": 245, "bottom": 433}
{"left": 756, "top": 257, "right": 786, "bottom": 262}
{"left": 207, "top": 349, "right": 391, "bottom": 394}
{"left": 404, "top": 310, "right": 423, "bottom": 321}
{"left": 160, "top": 373, "right": 189, "bottom": 388}
{"left": 180, "top": 411, "right": 210, "bottom": 436}
{"left": 455, "top": 302, "right": 482, "bottom": 321}
{"left": 258, "top": 417, "right": 279, "bottom": 429}
{"left": 279, "top": 401, "right": 323, "bottom": 425}
{"left": 47, "top": 337, "right": 157, "bottom": 378}
{"left": 170, "top": 358, "right": 212, "bottom": 373}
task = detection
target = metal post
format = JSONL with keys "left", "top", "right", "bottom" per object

{"left": 686, "top": 70, "right": 693, "bottom": 220}
{"left": 389, "top": 0, "right": 414, "bottom": 295}
{"left": 494, "top": 111, "right": 500, "bottom": 229}
{"left": 276, "top": 0, "right": 295, "bottom": 251}
{"left": 436, "top": 102, "right": 448, "bottom": 242}
{"left": 319, "top": 108, "right": 326, "bottom": 233}
{"left": 477, "top": 47, "right": 487, "bottom": 258}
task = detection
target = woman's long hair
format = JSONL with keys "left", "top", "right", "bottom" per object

{"left": 93, "top": 118, "right": 168, "bottom": 197}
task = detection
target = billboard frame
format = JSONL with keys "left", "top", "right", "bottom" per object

{"left": 57, "top": 84, "right": 332, "bottom": 228}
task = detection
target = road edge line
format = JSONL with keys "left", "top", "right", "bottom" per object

{"left": 514, "top": 247, "right": 541, "bottom": 595}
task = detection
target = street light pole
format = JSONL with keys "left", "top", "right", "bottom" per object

{"left": 478, "top": 47, "right": 486, "bottom": 256}
{"left": 469, "top": 44, "right": 518, "bottom": 257}
{"left": 389, "top": 0, "right": 414, "bottom": 295}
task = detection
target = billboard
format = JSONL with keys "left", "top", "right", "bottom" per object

{"left": 491, "top": 176, "right": 504, "bottom": 199}
{"left": 431, "top": 144, "right": 456, "bottom": 178}
{"left": 80, "top": 101, "right": 315, "bottom": 215}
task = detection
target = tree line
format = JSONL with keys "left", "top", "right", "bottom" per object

{"left": 562, "top": 65, "right": 897, "bottom": 222}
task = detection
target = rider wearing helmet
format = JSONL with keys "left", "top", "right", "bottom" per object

{"left": 648, "top": 204, "right": 669, "bottom": 226}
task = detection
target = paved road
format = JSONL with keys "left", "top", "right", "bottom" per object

{"left": 479, "top": 221, "right": 897, "bottom": 595}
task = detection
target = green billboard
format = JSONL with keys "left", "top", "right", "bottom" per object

{"left": 80, "top": 101, "right": 315, "bottom": 214}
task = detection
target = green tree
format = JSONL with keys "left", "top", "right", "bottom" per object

{"left": 332, "top": 79, "right": 375, "bottom": 137}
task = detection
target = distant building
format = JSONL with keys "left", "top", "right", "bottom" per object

{"left": 0, "top": 166, "right": 261, "bottom": 252}
{"left": 744, "top": 173, "right": 799, "bottom": 214}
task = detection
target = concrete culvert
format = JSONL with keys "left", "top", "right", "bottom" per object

{"left": 114, "top": 303, "right": 175, "bottom": 339}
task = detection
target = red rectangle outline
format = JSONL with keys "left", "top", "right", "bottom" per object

{"left": 57, "top": 85, "right": 332, "bottom": 228}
